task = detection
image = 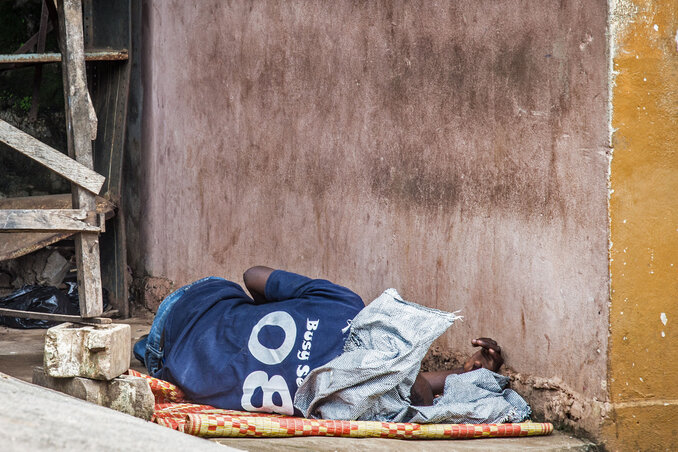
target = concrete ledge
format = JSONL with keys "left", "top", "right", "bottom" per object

{"left": 33, "top": 366, "right": 154, "bottom": 420}
{"left": 213, "top": 430, "right": 596, "bottom": 451}
{"left": 1, "top": 372, "right": 234, "bottom": 452}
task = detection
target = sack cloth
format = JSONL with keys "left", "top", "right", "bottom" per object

{"left": 294, "top": 288, "right": 531, "bottom": 424}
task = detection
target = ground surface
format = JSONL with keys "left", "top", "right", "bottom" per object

{"left": 0, "top": 318, "right": 595, "bottom": 451}
{"left": 213, "top": 434, "right": 596, "bottom": 451}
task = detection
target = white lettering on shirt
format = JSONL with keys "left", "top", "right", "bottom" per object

{"left": 242, "top": 314, "right": 322, "bottom": 413}
{"left": 242, "top": 311, "right": 297, "bottom": 414}
{"left": 247, "top": 311, "right": 297, "bottom": 366}
{"left": 295, "top": 364, "right": 311, "bottom": 387}
{"left": 294, "top": 319, "right": 319, "bottom": 387}
{"left": 241, "top": 371, "right": 293, "bottom": 415}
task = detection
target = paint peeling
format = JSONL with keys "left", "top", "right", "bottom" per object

{"left": 608, "top": 0, "right": 639, "bottom": 146}
{"left": 660, "top": 312, "right": 667, "bottom": 325}
{"left": 580, "top": 34, "right": 594, "bottom": 50}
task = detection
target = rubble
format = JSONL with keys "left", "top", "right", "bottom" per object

{"left": 38, "top": 250, "right": 70, "bottom": 286}
{"left": 0, "top": 246, "right": 74, "bottom": 289}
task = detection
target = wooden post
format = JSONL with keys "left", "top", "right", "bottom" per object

{"left": 57, "top": 0, "right": 102, "bottom": 318}
{"left": 28, "top": 0, "right": 49, "bottom": 121}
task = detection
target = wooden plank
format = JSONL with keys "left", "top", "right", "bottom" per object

{"left": 0, "top": 194, "right": 115, "bottom": 212}
{"left": 0, "top": 194, "right": 115, "bottom": 262}
{"left": 0, "top": 308, "right": 111, "bottom": 325}
{"left": 0, "top": 50, "right": 129, "bottom": 65}
{"left": 58, "top": 0, "right": 103, "bottom": 318}
{"left": 0, "top": 209, "right": 101, "bottom": 233}
{"left": 0, "top": 120, "right": 105, "bottom": 194}
{"left": 44, "top": 0, "right": 60, "bottom": 48}
{"left": 99, "top": 208, "right": 128, "bottom": 316}
{"left": 0, "top": 232, "right": 73, "bottom": 262}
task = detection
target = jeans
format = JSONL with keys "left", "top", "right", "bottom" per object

{"left": 133, "top": 276, "right": 223, "bottom": 376}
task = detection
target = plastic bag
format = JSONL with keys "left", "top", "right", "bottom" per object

{"left": 0, "top": 283, "right": 108, "bottom": 329}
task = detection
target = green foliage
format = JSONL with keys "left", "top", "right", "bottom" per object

{"left": 0, "top": 91, "right": 32, "bottom": 114}
{"left": 18, "top": 96, "right": 32, "bottom": 113}
{"left": 0, "top": 1, "right": 64, "bottom": 116}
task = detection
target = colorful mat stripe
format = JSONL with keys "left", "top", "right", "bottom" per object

{"left": 185, "top": 414, "right": 553, "bottom": 439}
{"left": 128, "top": 369, "right": 553, "bottom": 440}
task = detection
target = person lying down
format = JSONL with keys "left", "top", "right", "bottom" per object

{"left": 134, "top": 266, "right": 531, "bottom": 424}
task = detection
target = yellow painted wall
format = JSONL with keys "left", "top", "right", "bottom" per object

{"left": 607, "top": 0, "right": 678, "bottom": 449}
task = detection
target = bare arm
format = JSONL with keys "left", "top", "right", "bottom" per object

{"left": 417, "top": 367, "right": 466, "bottom": 396}
{"left": 243, "top": 266, "right": 275, "bottom": 304}
{"left": 411, "top": 338, "right": 505, "bottom": 405}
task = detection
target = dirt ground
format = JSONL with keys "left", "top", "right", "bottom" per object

{"left": 0, "top": 316, "right": 151, "bottom": 382}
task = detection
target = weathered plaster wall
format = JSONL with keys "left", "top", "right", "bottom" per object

{"left": 130, "top": 0, "right": 610, "bottom": 417}
{"left": 607, "top": 0, "right": 678, "bottom": 449}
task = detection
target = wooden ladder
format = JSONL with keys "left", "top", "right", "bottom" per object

{"left": 0, "top": 0, "right": 110, "bottom": 325}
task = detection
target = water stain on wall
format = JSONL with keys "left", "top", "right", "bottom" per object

{"left": 131, "top": 1, "right": 610, "bottom": 436}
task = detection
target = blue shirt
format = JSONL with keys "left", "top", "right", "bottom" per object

{"left": 159, "top": 270, "right": 364, "bottom": 414}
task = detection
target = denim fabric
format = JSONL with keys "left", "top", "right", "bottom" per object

{"left": 136, "top": 276, "right": 222, "bottom": 376}
{"left": 132, "top": 334, "right": 147, "bottom": 364}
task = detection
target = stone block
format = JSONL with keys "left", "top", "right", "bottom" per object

{"left": 32, "top": 366, "right": 154, "bottom": 420}
{"left": 44, "top": 322, "right": 131, "bottom": 380}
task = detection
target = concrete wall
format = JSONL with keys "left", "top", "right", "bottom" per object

{"left": 128, "top": 0, "right": 610, "bottom": 427}
{"left": 606, "top": 0, "right": 678, "bottom": 449}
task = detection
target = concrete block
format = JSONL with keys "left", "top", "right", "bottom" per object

{"left": 32, "top": 366, "right": 154, "bottom": 420}
{"left": 44, "top": 322, "right": 131, "bottom": 380}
